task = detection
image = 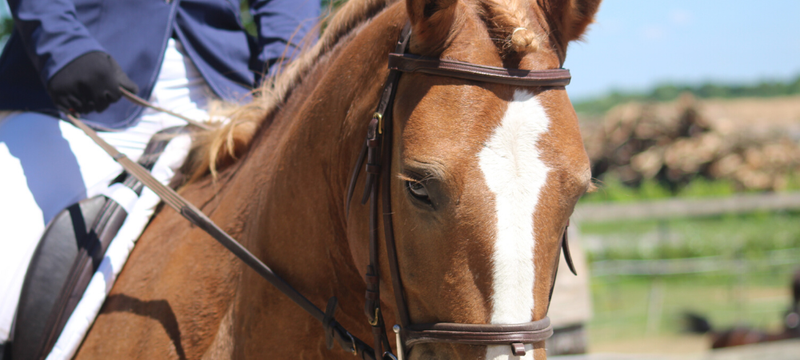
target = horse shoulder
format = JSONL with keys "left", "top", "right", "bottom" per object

{"left": 75, "top": 184, "right": 241, "bottom": 359}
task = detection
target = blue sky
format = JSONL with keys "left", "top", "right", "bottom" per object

{"left": 564, "top": 0, "right": 800, "bottom": 101}
{"left": 3, "top": 1, "right": 799, "bottom": 101}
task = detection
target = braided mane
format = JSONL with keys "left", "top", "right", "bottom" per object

{"left": 479, "top": 0, "right": 542, "bottom": 53}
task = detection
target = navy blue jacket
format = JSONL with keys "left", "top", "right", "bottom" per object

{"left": 0, "top": 0, "right": 319, "bottom": 129}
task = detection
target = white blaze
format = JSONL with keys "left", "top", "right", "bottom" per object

{"left": 478, "top": 90, "right": 550, "bottom": 359}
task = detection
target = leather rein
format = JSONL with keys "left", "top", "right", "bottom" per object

{"left": 66, "top": 23, "right": 577, "bottom": 360}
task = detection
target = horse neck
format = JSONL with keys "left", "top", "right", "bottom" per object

{"left": 225, "top": 3, "right": 406, "bottom": 335}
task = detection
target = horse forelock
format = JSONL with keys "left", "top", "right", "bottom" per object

{"left": 475, "top": 0, "right": 544, "bottom": 54}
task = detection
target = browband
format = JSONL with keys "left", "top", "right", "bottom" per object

{"left": 388, "top": 53, "right": 571, "bottom": 87}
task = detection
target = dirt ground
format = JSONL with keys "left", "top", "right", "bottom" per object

{"left": 554, "top": 339, "right": 800, "bottom": 360}
{"left": 589, "top": 334, "right": 708, "bottom": 354}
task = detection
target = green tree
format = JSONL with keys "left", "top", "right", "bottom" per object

{"left": 574, "top": 74, "right": 800, "bottom": 116}
{"left": 1, "top": 16, "right": 12, "bottom": 45}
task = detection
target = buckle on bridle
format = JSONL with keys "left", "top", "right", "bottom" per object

{"left": 373, "top": 112, "right": 384, "bottom": 134}
{"left": 346, "top": 331, "right": 358, "bottom": 356}
{"left": 368, "top": 307, "right": 381, "bottom": 326}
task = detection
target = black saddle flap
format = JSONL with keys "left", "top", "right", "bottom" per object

{"left": 12, "top": 195, "right": 109, "bottom": 360}
{"left": 10, "top": 126, "right": 188, "bottom": 360}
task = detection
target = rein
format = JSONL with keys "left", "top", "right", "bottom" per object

{"left": 119, "top": 88, "right": 213, "bottom": 130}
{"left": 66, "top": 22, "right": 577, "bottom": 360}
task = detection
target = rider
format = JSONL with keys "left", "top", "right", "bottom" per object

{"left": 0, "top": 0, "right": 320, "bottom": 349}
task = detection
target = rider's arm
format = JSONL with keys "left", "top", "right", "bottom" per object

{"left": 248, "top": 0, "right": 320, "bottom": 80}
{"left": 8, "top": 0, "right": 106, "bottom": 83}
{"left": 8, "top": 0, "right": 136, "bottom": 113}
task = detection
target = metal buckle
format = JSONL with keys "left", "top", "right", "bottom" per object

{"left": 346, "top": 331, "right": 357, "bottom": 356}
{"left": 373, "top": 112, "right": 383, "bottom": 134}
{"left": 368, "top": 307, "right": 380, "bottom": 326}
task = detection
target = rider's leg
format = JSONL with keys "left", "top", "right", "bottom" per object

{"left": 0, "top": 37, "right": 214, "bottom": 345}
{"left": 0, "top": 112, "right": 125, "bottom": 344}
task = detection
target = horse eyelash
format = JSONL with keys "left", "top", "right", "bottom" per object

{"left": 398, "top": 172, "right": 436, "bottom": 183}
{"left": 398, "top": 173, "right": 413, "bottom": 182}
{"left": 398, "top": 173, "right": 423, "bottom": 183}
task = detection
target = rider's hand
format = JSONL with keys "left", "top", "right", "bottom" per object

{"left": 46, "top": 51, "right": 139, "bottom": 114}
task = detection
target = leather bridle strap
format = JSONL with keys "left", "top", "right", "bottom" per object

{"left": 357, "top": 24, "right": 414, "bottom": 360}
{"left": 404, "top": 318, "right": 553, "bottom": 347}
{"left": 349, "top": 23, "right": 577, "bottom": 360}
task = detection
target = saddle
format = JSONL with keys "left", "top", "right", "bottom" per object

{"left": 5, "top": 127, "right": 187, "bottom": 360}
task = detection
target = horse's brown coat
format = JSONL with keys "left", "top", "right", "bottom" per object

{"left": 76, "top": 0, "right": 599, "bottom": 359}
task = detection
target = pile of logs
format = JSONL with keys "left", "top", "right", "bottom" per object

{"left": 583, "top": 94, "right": 800, "bottom": 191}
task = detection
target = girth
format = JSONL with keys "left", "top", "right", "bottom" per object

{"left": 345, "top": 23, "right": 578, "bottom": 359}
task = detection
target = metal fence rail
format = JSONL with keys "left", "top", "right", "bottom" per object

{"left": 591, "top": 247, "right": 800, "bottom": 276}
{"left": 574, "top": 191, "right": 800, "bottom": 222}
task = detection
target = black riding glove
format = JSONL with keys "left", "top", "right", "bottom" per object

{"left": 46, "top": 51, "right": 139, "bottom": 114}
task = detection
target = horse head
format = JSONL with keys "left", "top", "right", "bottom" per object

{"left": 345, "top": 0, "right": 600, "bottom": 359}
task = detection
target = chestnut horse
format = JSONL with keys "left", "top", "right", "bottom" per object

{"left": 75, "top": 0, "right": 599, "bottom": 359}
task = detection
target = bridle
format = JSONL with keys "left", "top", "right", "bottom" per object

{"left": 66, "top": 21, "right": 578, "bottom": 360}
{"left": 344, "top": 24, "right": 577, "bottom": 359}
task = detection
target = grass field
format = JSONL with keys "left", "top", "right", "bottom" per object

{"left": 576, "top": 179, "right": 800, "bottom": 353}
{"left": 582, "top": 222, "right": 799, "bottom": 352}
{"left": 580, "top": 211, "right": 800, "bottom": 261}
{"left": 588, "top": 273, "right": 795, "bottom": 347}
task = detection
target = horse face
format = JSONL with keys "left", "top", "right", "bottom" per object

{"left": 391, "top": 69, "right": 591, "bottom": 360}
{"left": 384, "top": 0, "right": 599, "bottom": 359}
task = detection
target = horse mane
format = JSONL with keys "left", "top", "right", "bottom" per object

{"left": 183, "top": 0, "right": 557, "bottom": 182}
{"left": 184, "top": 0, "right": 400, "bottom": 182}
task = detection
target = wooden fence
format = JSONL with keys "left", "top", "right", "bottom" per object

{"left": 573, "top": 191, "right": 800, "bottom": 223}
{"left": 590, "top": 247, "right": 800, "bottom": 276}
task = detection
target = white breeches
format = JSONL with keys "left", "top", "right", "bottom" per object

{"left": 0, "top": 38, "right": 214, "bottom": 343}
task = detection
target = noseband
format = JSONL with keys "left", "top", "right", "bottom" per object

{"left": 346, "top": 24, "right": 577, "bottom": 360}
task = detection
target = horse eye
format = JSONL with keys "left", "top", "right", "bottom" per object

{"left": 405, "top": 180, "right": 430, "bottom": 202}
